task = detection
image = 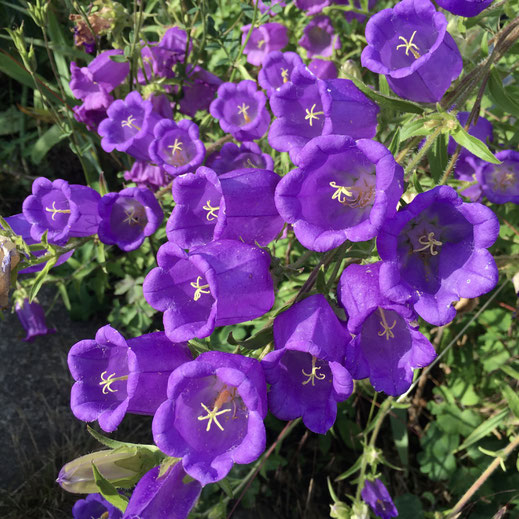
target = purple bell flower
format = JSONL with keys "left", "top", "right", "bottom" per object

{"left": 98, "top": 187, "right": 164, "bottom": 252}
{"left": 262, "top": 294, "right": 353, "bottom": 434}
{"left": 73, "top": 89, "right": 114, "bottom": 132}
{"left": 275, "top": 135, "right": 404, "bottom": 252}
{"left": 178, "top": 65, "right": 223, "bottom": 117}
{"left": 124, "top": 161, "right": 169, "bottom": 192}
{"left": 205, "top": 141, "right": 274, "bottom": 174}
{"left": 143, "top": 240, "right": 275, "bottom": 342}
{"left": 335, "top": 0, "right": 377, "bottom": 23}
{"left": 167, "top": 166, "right": 283, "bottom": 249}
{"left": 69, "top": 50, "right": 129, "bottom": 101}
{"left": 123, "top": 463, "right": 201, "bottom": 519}
{"left": 149, "top": 119, "right": 205, "bottom": 177}
{"left": 308, "top": 58, "right": 338, "bottom": 79}
{"left": 299, "top": 16, "right": 341, "bottom": 58}
{"left": 474, "top": 150, "right": 519, "bottom": 205}
{"left": 338, "top": 263, "right": 436, "bottom": 396}
{"left": 152, "top": 351, "right": 267, "bottom": 485}
{"left": 15, "top": 298, "right": 55, "bottom": 342}
{"left": 98, "top": 91, "right": 164, "bottom": 161}
{"left": 154, "top": 26, "right": 191, "bottom": 74}
{"left": 73, "top": 493, "right": 123, "bottom": 519}
{"left": 294, "top": 0, "right": 330, "bottom": 15}
{"left": 258, "top": 51, "right": 304, "bottom": 97}
{"left": 361, "top": 479, "right": 398, "bottom": 519}
{"left": 361, "top": 0, "right": 463, "bottom": 103}
{"left": 241, "top": 23, "right": 289, "bottom": 66}
{"left": 210, "top": 80, "right": 270, "bottom": 142}
{"left": 68, "top": 325, "right": 192, "bottom": 432}
{"left": 377, "top": 185, "right": 499, "bottom": 326}
{"left": 436, "top": 0, "right": 494, "bottom": 17}
{"left": 22, "top": 177, "right": 101, "bottom": 245}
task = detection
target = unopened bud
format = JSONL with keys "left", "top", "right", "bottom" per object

{"left": 351, "top": 502, "right": 369, "bottom": 519}
{"left": 340, "top": 60, "right": 362, "bottom": 81}
{"left": 329, "top": 501, "right": 350, "bottom": 518}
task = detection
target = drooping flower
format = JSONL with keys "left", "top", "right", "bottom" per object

{"left": 474, "top": 150, "right": 519, "bottom": 205}
{"left": 436, "top": 0, "right": 494, "bottom": 17}
{"left": 308, "top": 58, "right": 338, "bottom": 79}
{"left": 262, "top": 294, "right": 353, "bottom": 434}
{"left": 338, "top": 263, "right": 436, "bottom": 395}
{"left": 275, "top": 135, "right": 404, "bottom": 252}
{"left": 299, "top": 16, "right": 341, "bottom": 58}
{"left": 123, "top": 462, "right": 201, "bottom": 519}
{"left": 178, "top": 65, "right": 223, "bottom": 117}
{"left": 98, "top": 91, "right": 164, "bottom": 161}
{"left": 361, "top": 0, "right": 463, "bottom": 103}
{"left": 72, "top": 493, "right": 123, "bottom": 519}
{"left": 149, "top": 119, "right": 205, "bottom": 177}
{"left": 97, "top": 187, "right": 164, "bottom": 252}
{"left": 124, "top": 161, "right": 169, "bottom": 192}
{"left": 241, "top": 23, "right": 289, "bottom": 66}
{"left": 73, "top": 89, "right": 114, "bottom": 132}
{"left": 258, "top": 51, "right": 304, "bottom": 97}
{"left": 68, "top": 325, "right": 192, "bottom": 432}
{"left": 361, "top": 479, "right": 399, "bottom": 519}
{"left": 166, "top": 166, "right": 283, "bottom": 249}
{"left": 15, "top": 298, "right": 55, "bottom": 342}
{"left": 152, "top": 351, "right": 267, "bottom": 485}
{"left": 210, "top": 80, "right": 270, "bottom": 141}
{"left": 22, "top": 177, "right": 101, "bottom": 245}
{"left": 205, "top": 141, "right": 274, "bottom": 174}
{"left": 377, "top": 185, "right": 499, "bottom": 326}
{"left": 294, "top": 0, "right": 330, "bottom": 15}
{"left": 154, "top": 26, "right": 191, "bottom": 72}
{"left": 143, "top": 240, "right": 275, "bottom": 342}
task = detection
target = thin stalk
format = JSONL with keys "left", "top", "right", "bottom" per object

{"left": 229, "top": 0, "right": 258, "bottom": 82}
{"left": 404, "top": 126, "right": 443, "bottom": 180}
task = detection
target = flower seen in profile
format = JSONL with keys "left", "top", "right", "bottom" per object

{"left": 15, "top": 298, "right": 55, "bottom": 342}
{"left": 205, "top": 141, "right": 274, "bottom": 174}
{"left": 436, "top": 0, "right": 494, "bottom": 17}
{"left": 241, "top": 22, "right": 289, "bottom": 66}
{"left": 72, "top": 493, "right": 122, "bottom": 519}
{"left": 361, "top": 479, "right": 398, "bottom": 519}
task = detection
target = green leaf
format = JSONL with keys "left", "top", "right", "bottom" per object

{"left": 91, "top": 462, "right": 129, "bottom": 513}
{"left": 399, "top": 118, "right": 430, "bottom": 141}
{"left": 228, "top": 326, "right": 273, "bottom": 350}
{"left": 450, "top": 125, "right": 501, "bottom": 164}
{"left": 390, "top": 408, "right": 409, "bottom": 470}
{"left": 216, "top": 478, "right": 234, "bottom": 499}
{"left": 387, "top": 128, "right": 400, "bottom": 156}
{"left": 29, "top": 255, "right": 58, "bottom": 302}
{"left": 501, "top": 365, "right": 519, "bottom": 381}
{"left": 427, "top": 133, "right": 448, "bottom": 183}
{"left": 454, "top": 409, "right": 509, "bottom": 453}
{"left": 394, "top": 494, "right": 424, "bottom": 519}
{"left": 335, "top": 455, "right": 363, "bottom": 481}
{"left": 487, "top": 68, "right": 519, "bottom": 118}
{"left": 501, "top": 384, "right": 519, "bottom": 420}
{"left": 31, "top": 124, "right": 69, "bottom": 164}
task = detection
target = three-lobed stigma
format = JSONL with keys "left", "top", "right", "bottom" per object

{"left": 396, "top": 30, "right": 421, "bottom": 59}
{"left": 237, "top": 103, "right": 251, "bottom": 124}
{"left": 305, "top": 103, "right": 324, "bottom": 127}
{"left": 301, "top": 356, "right": 326, "bottom": 386}
{"left": 203, "top": 200, "right": 220, "bottom": 221}
{"left": 121, "top": 114, "right": 142, "bottom": 131}
{"left": 414, "top": 231, "right": 443, "bottom": 256}
{"left": 377, "top": 308, "right": 397, "bottom": 340}
{"left": 99, "top": 371, "right": 129, "bottom": 394}
{"left": 190, "top": 276, "right": 211, "bottom": 301}
{"left": 45, "top": 200, "right": 71, "bottom": 221}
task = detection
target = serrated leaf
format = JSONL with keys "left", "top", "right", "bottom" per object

{"left": 91, "top": 462, "right": 129, "bottom": 513}
{"left": 451, "top": 125, "right": 501, "bottom": 164}
{"left": 454, "top": 409, "right": 509, "bottom": 453}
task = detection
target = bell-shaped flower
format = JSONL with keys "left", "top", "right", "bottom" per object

{"left": 377, "top": 185, "right": 499, "bottom": 326}
{"left": 258, "top": 51, "right": 304, "bottom": 96}
{"left": 167, "top": 166, "right": 283, "bottom": 249}
{"left": 124, "top": 161, "right": 169, "bottom": 192}
{"left": 0, "top": 236, "right": 19, "bottom": 308}
{"left": 143, "top": 240, "right": 275, "bottom": 342}
{"left": 262, "top": 294, "right": 353, "bottom": 434}
{"left": 436, "top": 0, "right": 494, "bottom": 17}
{"left": 73, "top": 89, "right": 114, "bottom": 132}
{"left": 338, "top": 263, "right": 436, "bottom": 396}
{"left": 122, "top": 462, "right": 201, "bottom": 519}
{"left": 241, "top": 22, "right": 289, "bottom": 66}
{"left": 152, "top": 351, "right": 267, "bottom": 485}
{"left": 149, "top": 119, "right": 205, "bottom": 177}
{"left": 336, "top": 0, "right": 377, "bottom": 23}
{"left": 72, "top": 493, "right": 122, "bottom": 519}
{"left": 361, "top": 479, "right": 398, "bottom": 519}
{"left": 22, "top": 177, "right": 101, "bottom": 245}
{"left": 98, "top": 187, "right": 163, "bottom": 251}
{"left": 275, "top": 135, "right": 404, "bottom": 252}
{"left": 98, "top": 91, "right": 164, "bottom": 161}
{"left": 206, "top": 141, "right": 274, "bottom": 174}
{"left": 15, "top": 298, "right": 55, "bottom": 342}
{"left": 154, "top": 26, "right": 191, "bottom": 73}
{"left": 474, "top": 150, "right": 519, "bottom": 205}
{"left": 308, "top": 58, "right": 337, "bottom": 79}
{"left": 299, "top": 16, "right": 341, "bottom": 58}
{"left": 178, "top": 65, "right": 223, "bottom": 117}
{"left": 210, "top": 80, "right": 270, "bottom": 141}
{"left": 68, "top": 325, "right": 192, "bottom": 432}
{"left": 361, "top": 0, "right": 463, "bottom": 103}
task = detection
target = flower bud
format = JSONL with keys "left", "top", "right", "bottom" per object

{"left": 0, "top": 236, "right": 20, "bottom": 308}
{"left": 329, "top": 501, "right": 351, "bottom": 519}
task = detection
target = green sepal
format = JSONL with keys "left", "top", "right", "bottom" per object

{"left": 91, "top": 462, "right": 129, "bottom": 513}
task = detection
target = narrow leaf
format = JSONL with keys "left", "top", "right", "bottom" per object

{"left": 501, "top": 384, "right": 519, "bottom": 420}
{"left": 451, "top": 125, "right": 501, "bottom": 164}
{"left": 427, "top": 133, "right": 448, "bottom": 183}
{"left": 91, "top": 462, "right": 129, "bottom": 513}
{"left": 454, "top": 409, "right": 509, "bottom": 453}
{"left": 31, "top": 124, "right": 68, "bottom": 164}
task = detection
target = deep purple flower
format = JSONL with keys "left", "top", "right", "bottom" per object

{"left": 15, "top": 298, "right": 55, "bottom": 342}
{"left": 299, "top": 16, "right": 341, "bottom": 58}
{"left": 153, "top": 351, "right": 267, "bottom": 485}
{"left": 69, "top": 50, "right": 129, "bottom": 101}
{"left": 149, "top": 92, "right": 174, "bottom": 118}
{"left": 361, "top": 0, "right": 463, "bottom": 103}
{"left": 149, "top": 119, "right": 205, "bottom": 176}
{"left": 98, "top": 187, "right": 163, "bottom": 251}
{"left": 123, "top": 463, "right": 201, "bottom": 519}
{"left": 436, "top": 0, "right": 494, "bottom": 16}
{"left": 154, "top": 26, "right": 191, "bottom": 73}
{"left": 308, "top": 58, "right": 338, "bottom": 79}
{"left": 68, "top": 325, "right": 192, "bottom": 432}
{"left": 22, "top": 177, "right": 101, "bottom": 245}
{"left": 295, "top": 0, "right": 330, "bottom": 15}
{"left": 124, "top": 161, "right": 169, "bottom": 191}
{"left": 179, "top": 66, "right": 223, "bottom": 117}
{"left": 98, "top": 91, "right": 164, "bottom": 161}
{"left": 210, "top": 80, "right": 270, "bottom": 141}
{"left": 143, "top": 240, "right": 275, "bottom": 342}
{"left": 241, "top": 23, "right": 289, "bottom": 66}
{"left": 73, "top": 493, "right": 123, "bottom": 519}
{"left": 262, "top": 294, "right": 353, "bottom": 434}
{"left": 338, "top": 263, "right": 436, "bottom": 395}
{"left": 275, "top": 135, "right": 404, "bottom": 252}
{"left": 258, "top": 51, "right": 304, "bottom": 96}
{"left": 167, "top": 166, "right": 283, "bottom": 249}
{"left": 474, "top": 150, "right": 519, "bottom": 204}
{"left": 335, "top": 0, "right": 377, "bottom": 23}
{"left": 206, "top": 141, "right": 274, "bottom": 174}
{"left": 377, "top": 185, "right": 499, "bottom": 326}
{"left": 73, "top": 89, "right": 114, "bottom": 131}
{"left": 361, "top": 479, "right": 398, "bottom": 519}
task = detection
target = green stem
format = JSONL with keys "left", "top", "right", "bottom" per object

{"left": 229, "top": 0, "right": 258, "bottom": 82}
{"left": 404, "top": 126, "right": 443, "bottom": 180}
